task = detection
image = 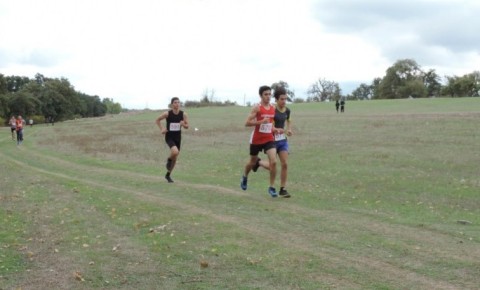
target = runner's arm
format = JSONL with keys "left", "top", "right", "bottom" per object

{"left": 181, "top": 113, "right": 189, "bottom": 129}
{"left": 245, "top": 105, "right": 260, "bottom": 127}
{"left": 155, "top": 111, "right": 169, "bottom": 132}
{"left": 286, "top": 118, "right": 292, "bottom": 136}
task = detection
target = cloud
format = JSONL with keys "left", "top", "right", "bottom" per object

{"left": 1, "top": 0, "right": 479, "bottom": 108}
{"left": 312, "top": 0, "right": 480, "bottom": 71}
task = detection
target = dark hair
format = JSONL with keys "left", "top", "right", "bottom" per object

{"left": 171, "top": 97, "right": 180, "bottom": 104}
{"left": 258, "top": 85, "right": 271, "bottom": 96}
{"left": 274, "top": 87, "right": 287, "bottom": 100}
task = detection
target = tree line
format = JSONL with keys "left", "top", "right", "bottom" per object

{"left": 0, "top": 73, "right": 122, "bottom": 125}
{"left": 185, "top": 58, "right": 479, "bottom": 107}
{"left": 304, "top": 59, "right": 480, "bottom": 102}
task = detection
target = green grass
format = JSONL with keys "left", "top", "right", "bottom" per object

{"left": 1, "top": 97, "right": 479, "bottom": 289}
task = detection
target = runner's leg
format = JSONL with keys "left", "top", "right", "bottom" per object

{"left": 278, "top": 150, "right": 288, "bottom": 188}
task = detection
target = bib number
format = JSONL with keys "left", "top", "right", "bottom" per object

{"left": 259, "top": 123, "right": 272, "bottom": 133}
{"left": 169, "top": 123, "right": 181, "bottom": 131}
{"left": 274, "top": 133, "right": 286, "bottom": 141}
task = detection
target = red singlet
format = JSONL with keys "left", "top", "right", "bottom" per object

{"left": 250, "top": 104, "right": 275, "bottom": 145}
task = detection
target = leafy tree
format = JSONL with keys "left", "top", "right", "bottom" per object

{"left": 271, "top": 80, "right": 295, "bottom": 102}
{"left": 442, "top": 71, "right": 480, "bottom": 97}
{"left": 91, "top": 95, "right": 107, "bottom": 116}
{"left": 351, "top": 83, "right": 372, "bottom": 100}
{"left": 0, "top": 93, "right": 9, "bottom": 119}
{"left": 397, "top": 79, "right": 427, "bottom": 99}
{"left": 44, "top": 80, "right": 73, "bottom": 119}
{"left": 7, "top": 91, "right": 40, "bottom": 116}
{"left": 0, "top": 73, "right": 8, "bottom": 95}
{"left": 378, "top": 59, "right": 426, "bottom": 99}
{"left": 35, "top": 73, "right": 45, "bottom": 85}
{"left": 307, "top": 78, "right": 341, "bottom": 101}
{"left": 0, "top": 73, "right": 120, "bottom": 121}
{"left": 423, "top": 69, "right": 442, "bottom": 97}
{"left": 102, "top": 97, "right": 122, "bottom": 114}
{"left": 371, "top": 77, "right": 382, "bottom": 99}
{"left": 5, "top": 75, "right": 30, "bottom": 92}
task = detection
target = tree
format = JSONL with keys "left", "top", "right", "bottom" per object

{"left": 35, "top": 73, "right": 45, "bottom": 85}
{"left": 42, "top": 78, "right": 78, "bottom": 120}
{"left": 91, "top": 95, "right": 107, "bottom": 116}
{"left": 371, "top": 77, "right": 382, "bottom": 99}
{"left": 442, "top": 71, "right": 480, "bottom": 97}
{"left": 5, "top": 75, "right": 30, "bottom": 92}
{"left": 0, "top": 93, "right": 9, "bottom": 118}
{"left": 271, "top": 81, "right": 295, "bottom": 102}
{"left": 0, "top": 73, "right": 120, "bottom": 121}
{"left": 201, "top": 88, "right": 215, "bottom": 103}
{"left": 0, "top": 73, "right": 8, "bottom": 95}
{"left": 307, "top": 78, "right": 341, "bottom": 102}
{"left": 377, "top": 59, "right": 426, "bottom": 99}
{"left": 7, "top": 91, "right": 40, "bottom": 116}
{"left": 102, "top": 98, "right": 122, "bottom": 114}
{"left": 423, "top": 69, "right": 442, "bottom": 97}
{"left": 351, "top": 83, "right": 372, "bottom": 100}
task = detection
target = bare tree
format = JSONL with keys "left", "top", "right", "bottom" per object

{"left": 307, "top": 78, "right": 341, "bottom": 101}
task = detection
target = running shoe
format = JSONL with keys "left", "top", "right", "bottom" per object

{"left": 240, "top": 176, "right": 248, "bottom": 190}
{"left": 279, "top": 188, "right": 291, "bottom": 198}
{"left": 252, "top": 158, "right": 261, "bottom": 172}
{"left": 165, "top": 174, "right": 174, "bottom": 183}
{"left": 268, "top": 187, "right": 278, "bottom": 197}
{"left": 166, "top": 158, "right": 173, "bottom": 171}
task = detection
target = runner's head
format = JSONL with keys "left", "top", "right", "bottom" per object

{"left": 170, "top": 97, "right": 180, "bottom": 110}
{"left": 258, "top": 85, "right": 272, "bottom": 104}
{"left": 274, "top": 87, "right": 288, "bottom": 108}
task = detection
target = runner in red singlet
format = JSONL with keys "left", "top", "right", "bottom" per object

{"left": 254, "top": 87, "right": 293, "bottom": 198}
{"left": 240, "top": 85, "right": 278, "bottom": 197}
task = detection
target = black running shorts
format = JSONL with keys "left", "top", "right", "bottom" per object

{"left": 249, "top": 141, "right": 276, "bottom": 156}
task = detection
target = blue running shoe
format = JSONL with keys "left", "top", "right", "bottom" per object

{"left": 268, "top": 187, "right": 278, "bottom": 197}
{"left": 240, "top": 176, "right": 248, "bottom": 190}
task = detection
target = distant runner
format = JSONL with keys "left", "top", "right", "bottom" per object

{"left": 155, "top": 97, "right": 189, "bottom": 183}
{"left": 15, "top": 115, "right": 25, "bottom": 146}
{"left": 9, "top": 116, "right": 16, "bottom": 140}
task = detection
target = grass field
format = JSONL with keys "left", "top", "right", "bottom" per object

{"left": 1, "top": 98, "right": 479, "bottom": 289}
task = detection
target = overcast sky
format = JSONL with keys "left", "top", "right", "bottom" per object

{"left": 1, "top": 0, "right": 479, "bottom": 109}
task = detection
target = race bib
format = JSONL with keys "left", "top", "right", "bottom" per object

{"left": 169, "top": 123, "right": 181, "bottom": 131}
{"left": 259, "top": 123, "right": 272, "bottom": 133}
{"left": 274, "top": 133, "right": 286, "bottom": 141}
